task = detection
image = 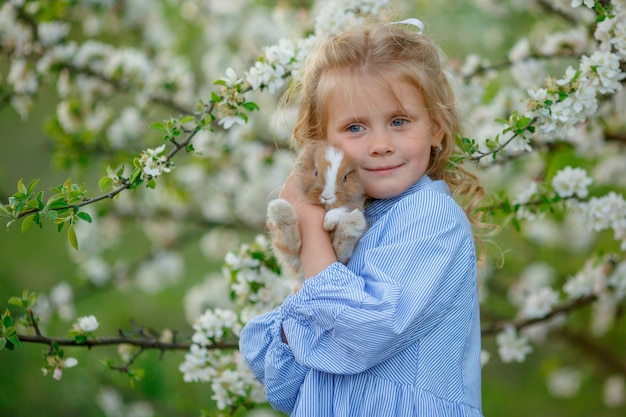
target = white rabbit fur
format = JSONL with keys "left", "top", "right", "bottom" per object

{"left": 267, "top": 142, "right": 368, "bottom": 282}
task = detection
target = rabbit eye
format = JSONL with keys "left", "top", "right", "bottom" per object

{"left": 314, "top": 169, "right": 318, "bottom": 177}
{"left": 343, "top": 175, "right": 348, "bottom": 182}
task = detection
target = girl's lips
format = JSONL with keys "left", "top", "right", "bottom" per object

{"left": 366, "top": 164, "right": 403, "bottom": 174}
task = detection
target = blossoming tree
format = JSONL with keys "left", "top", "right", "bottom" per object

{"left": 1, "top": 0, "right": 625, "bottom": 416}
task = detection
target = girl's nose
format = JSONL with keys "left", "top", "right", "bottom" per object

{"left": 369, "top": 130, "right": 394, "bottom": 155}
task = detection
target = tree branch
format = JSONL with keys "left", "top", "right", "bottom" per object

{"left": 481, "top": 294, "right": 598, "bottom": 336}
{"left": 17, "top": 332, "right": 238, "bottom": 351}
{"left": 13, "top": 121, "right": 206, "bottom": 220}
{"left": 555, "top": 327, "right": 626, "bottom": 375}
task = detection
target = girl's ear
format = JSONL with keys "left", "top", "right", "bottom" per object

{"left": 430, "top": 121, "right": 445, "bottom": 148}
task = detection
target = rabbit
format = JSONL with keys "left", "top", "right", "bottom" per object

{"left": 267, "top": 142, "right": 368, "bottom": 282}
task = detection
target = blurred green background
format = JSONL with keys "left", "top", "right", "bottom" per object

{"left": 1, "top": 1, "right": 625, "bottom": 416}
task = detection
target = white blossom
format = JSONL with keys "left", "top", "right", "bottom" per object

{"left": 547, "top": 367, "right": 582, "bottom": 398}
{"left": 75, "top": 315, "right": 99, "bottom": 332}
{"left": 219, "top": 67, "right": 242, "bottom": 87}
{"left": 590, "top": 295, "right": 617, "bottom": 336}
{"left": 191, "top": 308, "right": 240, "bottom": 345}
{"left": 139, "top": 144, "right": 173, "bottom": 178}
{"left": 609, "top": 261, "right": 626, "bottom": 300}
{"left": 540, "top": 27, "right": 589, "bottom": 56}
{"left": 580, "top": 51, "right": 626, "bottom": 95}
{"left": 512, "top": 181, "right": 542, "bottom": 220}
{"left": 178, "top": 344, "right": 213, "bottom": 383}
{"left": 8, "top": 59, "right": 38, "bottom": 94}
{"left": 106, "top": 107, "right": 144, "bottom": 149}
{"left": 571, "top": 0, "right": 595, "bottom": 8}
{"left": 604, "top": 375, "right": 625, "bottom": 407}
{"left": 135, "top": 251, "right": 184, "bottom": 293}
{"left": 264, "top": 38, "right": 296, "bottom": 67}
{"left": 52, "top": 357, "right": 78, "bottom": 380}
{"left": 563, "top": 260, "right": 607, "bottom": 298}
{"left": 552, "top": 166, "right": 593, "bottom": 198}
{"left": 520, "top": 287, "right": 560, "bottom": 319}
{"left": 49, "top": 282, "right": 75, "bottom": 321}
{"left": 509, "top": 262, "right": 556, "bottom": 307}
{"left": 496, "top": 325, "right": 533, "bottom": 363}
{"left": 37, "top": 21, "right": 70, "bottom": 46}
{"left": 79, "top": 256, "right": 111, "bottom": 286}
{"left": 217, "top": 114, "right": 246, "bottom": 129}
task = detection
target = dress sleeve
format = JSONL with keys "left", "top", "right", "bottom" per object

{"left": 280, "top": 193, "right": 476, "bottom": 375}
{"left": 239, "top": 308, "right": 308, "bottom": 414}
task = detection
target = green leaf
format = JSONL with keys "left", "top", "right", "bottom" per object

{"left": 3, "top": 314, "right": 12, "bottom": 328}
{"left": 43, "top": 209, "right": 58, "bottom": 223}
{"left": 511, "top": 216, "right": 521, "bottom": 232}
{"left": 77, "top": 212, "right": 92, "bottom": 223}
{"left": 21, "top": 214, "right": 35, "bottom": 233}
{"left": 46, "top": 200, "right": 69, "bottom": 211}
{"left": 12, "top": 192, "right": 27, "bottom": 201}
{"left": 26, "top": 179, "right": 40, "bottom": 195}
{"left": 494, "top": 117, "right": 508, "bottom": 125}
{"left": 8, "top": 297, "right": 23, "bottom": 307}
{"left": 129, "top": 167, "right": 142, "bottom": 185}
{"left": 17, "top": 179, "right": 26, "bottom": 194}
{"left": 0, "top": 204, "right": 12, "bottom": 217}
{"left": 8, "top": 335, "right": 20, "bottom": 349}
{"left": 68, "top": 225, "right": 78, "bottom": 250}
{"left": 241, "top": 101, "right": 260, "bottom": 112}
{"left": 515, "top": 116, "right": 532, "bottom": 130}
{"left": 99, "top": 176, "right": 112, "bottom": 191}
{"left": 149, "top": 122, "right": 166, "bottom": 132}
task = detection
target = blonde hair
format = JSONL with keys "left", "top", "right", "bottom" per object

{"left": 287, "top": 22, "right": 492, "bottom": 253}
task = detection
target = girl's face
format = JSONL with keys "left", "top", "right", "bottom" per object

{"left": 326, "top": 72, "right": 444, "bottom": 200}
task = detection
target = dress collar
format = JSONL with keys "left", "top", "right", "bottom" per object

{"left": 364, "top": 176, "right": 449, "bottom": 222}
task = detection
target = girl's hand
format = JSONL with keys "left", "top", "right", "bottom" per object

{"left": 279, "top": 172, "right": 337, "bottom": 279}
{"left": 279, "top": 173, "right": 324, "bottom": 221}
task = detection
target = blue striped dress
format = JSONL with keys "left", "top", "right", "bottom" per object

{"left": 240, "top": 176, "right": 484, "bottom": 416}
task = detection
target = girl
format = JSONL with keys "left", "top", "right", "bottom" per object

{"left": 240, "top": 19, "right": 486, "bottom": 417}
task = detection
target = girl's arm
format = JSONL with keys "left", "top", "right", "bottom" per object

{"left": 279, "top": 172, "right": 337, "bottom": 279}
{"left": 239, "top": 309, "right": 308, "bottom": 414}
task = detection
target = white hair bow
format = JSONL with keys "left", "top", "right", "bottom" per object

{"left": 390, "top": 18, "right": 425, "bottom": 34}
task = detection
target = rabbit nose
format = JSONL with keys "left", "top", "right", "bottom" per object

{"left": 321, "top": 193, "right": 336, "bottom": 206}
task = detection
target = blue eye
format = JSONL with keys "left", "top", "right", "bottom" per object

{"left": 348, "top": 124, "right": 364, "bottom": 133}
{"left": 392, "top": 118, "right": 408, "bottom": 127}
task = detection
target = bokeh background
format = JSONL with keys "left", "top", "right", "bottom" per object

{"left": 1, "top": 1, "right": 625, "bottom": 416}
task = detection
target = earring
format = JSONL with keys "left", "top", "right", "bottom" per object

{"left": 435, "top": 143, "right": 442, "bottom": 152}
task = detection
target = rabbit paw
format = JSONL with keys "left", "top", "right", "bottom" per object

{"left": 338, "top": 209, "right": 367, "bottom": 237}
{"left": 267, "top": 199, "right": 301, "bottom": 254}
{"left": 324, "top": 207, "right": 348, "bottom": 231}
{"left": 267, "top": 199, "right": 297, "bottom": 226}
